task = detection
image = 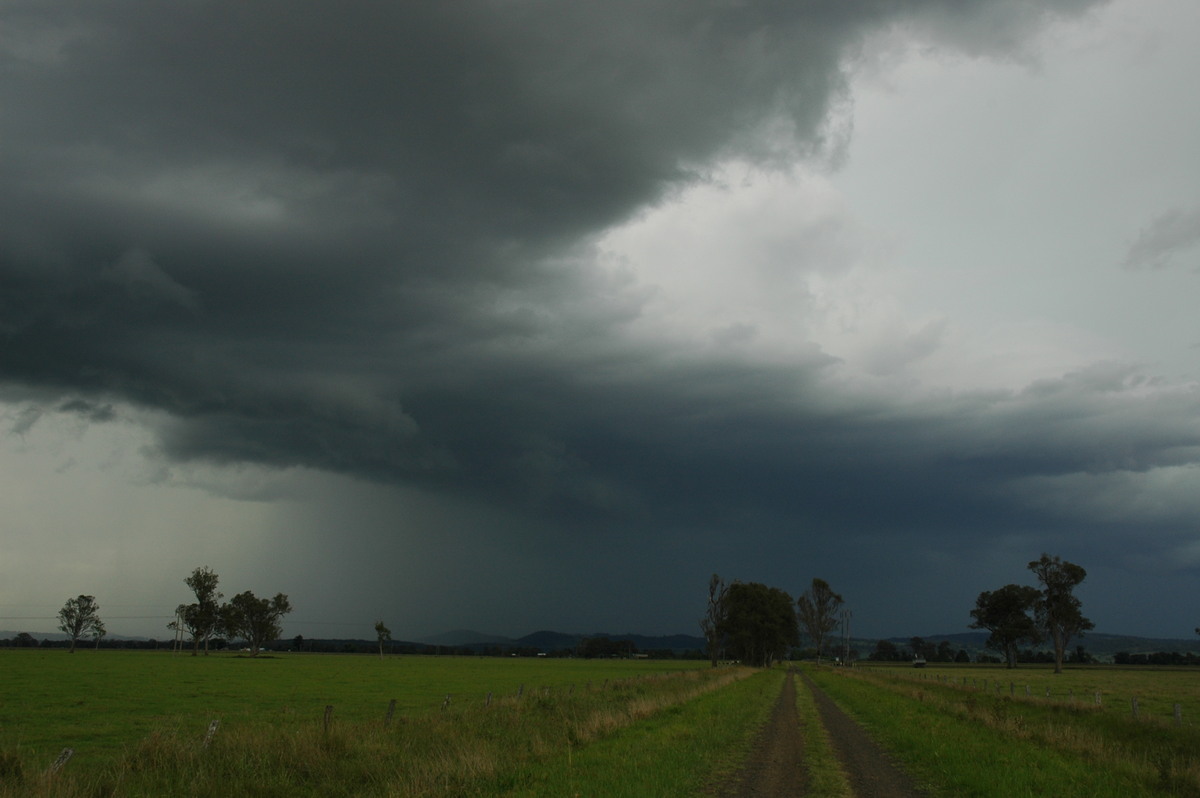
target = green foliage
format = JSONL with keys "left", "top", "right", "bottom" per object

{"left": 722, "top": 581, "right": 798, "bottom": 668}
{"left": 223, "top": 591, "right": 293, "bottom": 656}
{"left": 171, "top": 566, "right": 223, "bottom": 656}
{"left": 57, "top": 595, "right": 103, "bottom": 654}
{"left": 970, "top": 583, "right": 1042, "bottom": 668}
{"left": 1029, "top": 554, "right": 1095, "bottom": 674}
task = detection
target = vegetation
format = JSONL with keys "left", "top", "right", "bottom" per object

{"left": 165, "top": 567, "right": 293, "bottom": 657}
{"left": 970, "top": 583, "right": 1042, "bottom": 668}
{"left": 222, "top": 591, "right": 293, "bottom": 657}
{"left": 56, "top": 595, "right": 103, "bottom": 654}
{"left": 373, "top": 621, "right": 391, "bottom": 659}
{"left": 796, "top": 578, "right": 844, "bottom": 665}
{"left": 811, "top": 664, "right": 1200, "bottom": 797}
{"left": 0, "top": 650, "right": 759, "bottom": 797}
{"left": 699, "top": 573, "right": 728, "bottom": 667}
{"left": 1029, "top": 554, "right": 1095, "bottom": 674}
{"left": 722, "top": 581, "right": 798, "bottom": 668}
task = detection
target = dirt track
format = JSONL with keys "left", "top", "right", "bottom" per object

{"left": 714, "top": 669, "right": 926, "bottom": 798}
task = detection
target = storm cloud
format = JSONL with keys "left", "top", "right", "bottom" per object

{"left": 4, "top": 0, "right": 1199, "bottom": 641}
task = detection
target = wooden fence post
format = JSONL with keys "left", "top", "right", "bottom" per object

{"left": 385, "top": 699, "right": 396, "bottom": 725}
{"left": 47, "top": 748, "right": 74, "bottom": 775}
{"left": 203, "top": 719, "right": 220, "bottom": 748}
{"left": 1131, "top": 697, "right": 1139, "bottom": 720}
{"left": 323, "top": 705, "right": 334, "bottom": 733}
{"left": 1174, "top": 703, "right": 1182, "bottom": 726}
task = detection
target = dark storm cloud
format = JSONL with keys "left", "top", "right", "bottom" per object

{"left": 10, "top": 0, "right": 1183, "bottom": 580}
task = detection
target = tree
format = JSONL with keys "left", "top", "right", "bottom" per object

{"left": 721, "top": 582, "right": 798, "bottom": 668}
{"left": 969, "top": 583, "right": 1042, "bottom": 669}
{"left": 92, "top": 619, "right": 107, "bottom": 650}
{"left": 699, "top": 573, "right": 728, "bottom": 667}
{"left": 374, "top": 620, "right": 392, "bottom": 659}
{"left": 1028, "top": 554, "right": 1094, "bottom": 674}
{"left": 869, "top": 639, "right": 902, "bottom": 662}
{"left": 169, "top": 567, "right": 223, "bottom": 656}
{"left": 14, "top": 632, "right": 37, "bottom": 648}
{"left": 223, "top": 591, "right": 293, "bottom": 657}
{"left": 58, "top": 595, "right": 103, "bottom": 653}
{"left": 796, "top": 578, "right": 843, "bottom": 665}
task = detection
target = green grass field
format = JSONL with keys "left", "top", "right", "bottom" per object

{"left": 8, "top": 650, "right": 1200, "bottom": 797}
{"left": 808, "top": 663, "right": 1200, "bottom": 797}
{"left": 0, "top": 649, "right": 771, "bottom": 796}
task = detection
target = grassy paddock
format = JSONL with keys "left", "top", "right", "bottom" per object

{"left": 0, "top": 649, "right": 707, "bottom": 770}
{"left": 810, "top": 665, "right": 1200, "bottom": 797}
{"left": 861, "top": 663, "right": 1200, "bottom": 725}
{"left": 0, "top": 650, "right": 764, "bottom": 796}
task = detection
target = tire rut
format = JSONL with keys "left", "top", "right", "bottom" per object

{"left": 713, "top": 670, "right": 808, "bottom": 797}
{"left": 799, "top": 670, "right": 928, "bottom": 798}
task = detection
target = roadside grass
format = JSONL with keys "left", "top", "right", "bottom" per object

{"left": 792, "top": 668, "right": 853, "bottom": 798}
{"left": 811, "top": 667, "right": 1200, "bottom": 797}
{"left": 0, "top": 650, "right": 757, "bottom": 797}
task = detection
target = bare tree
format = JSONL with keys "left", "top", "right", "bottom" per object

{"left": 797, "top": 578, "right": 843, "bottom": 665}
{"left": 57, "top": 595, "right": 103, "bottom": 653}
{"left": 699, "top": 573, "right": 728, "bottom": 668}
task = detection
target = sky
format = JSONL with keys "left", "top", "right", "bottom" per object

{"left": 3, "top": 0, "right": 1200, "bottom": 644}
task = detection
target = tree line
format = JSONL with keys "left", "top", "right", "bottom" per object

{"left": 46, "top": 566, "right": 292, "bottom": 657}
{"left": 968, "top": 554, "right": 1093, "bottom": 673}
{"left": 703, "top": 553, "right": 1109, "bottom": 673}
{"left": 700, "top": 574, "right": 846, "bottom": 668}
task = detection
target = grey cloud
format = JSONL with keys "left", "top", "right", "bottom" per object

{"left": 9, "top": 0, "right": 1181, "bottom": 629}
{"left": 1123, "top": 207, "right": 1200, "bottom": 270}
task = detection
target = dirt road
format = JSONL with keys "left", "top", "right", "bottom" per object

{"left": 714, "top": 670, "right": 926, "bottom": 797}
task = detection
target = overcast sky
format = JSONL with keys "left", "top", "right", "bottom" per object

{"left": 3, "top": 0, "right": 1199, "bottom": 644}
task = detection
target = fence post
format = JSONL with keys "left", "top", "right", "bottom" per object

{"left": 1094, "top": 692, "right": 1101, "bottom": 707}
{"left": 323, "top": 705, "right": 334, "bottom": 733}
{"left": 1174, "top": 703, "right": 1182, "bottom": 726}
{"left": 47, "top": 748, "right": 74, "bottom": 775}
{"left": 1131, "top": 697, "right": 1139, "bottom": 720}
{"left": 203, "top": 719, "right": 220, "bottom": 748}
{"left": 385, "top": 699, "right": 396, "bottom": 725}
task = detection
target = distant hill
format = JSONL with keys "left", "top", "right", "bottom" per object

{"left": 409, "top": 629, "right": 707, "bottom": 654}
{"left": 415, "top": 629, "right": 514, "bottom": 647}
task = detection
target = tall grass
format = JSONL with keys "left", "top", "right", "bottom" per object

{"left": 0, "top": 660, "right": 761, "bottom": 797}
